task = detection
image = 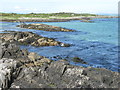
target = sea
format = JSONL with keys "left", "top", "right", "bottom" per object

{"left": 0, "top": 16, "right": 119, "bottom": 72}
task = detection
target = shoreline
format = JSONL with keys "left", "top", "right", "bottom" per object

{"left": 0, "top": 16, "right": 118, "bottom": 22}
{"left": 0, "top": 31, "right": 71, "bottom": 47}
{"left": 0, "top": 38, "right": 119, "bottom": 88}
{"left": 0, "top": 16, "right": 119, "bottom": 88}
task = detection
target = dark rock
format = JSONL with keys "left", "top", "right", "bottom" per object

{"left": 10, "top": 60, "right": 120, "bottom": 88}
{"left": 81, "top": 17, "right": 91, "bottom": 20}
{"left": 81, "top": 20, "right": 94, "bottom": 23}
{"left": 60, "top": 43, "right": 71, "bottom": 47}
{"left": 72, "top": 57, "right": 87, "bottom": 64}
{"left": 0, "top": 40, "right": 23, "bottom": 59}
{"left": 53, "top": 55, "right": 62, "bottom": 59}
{"left": 0, "top": 39, "right": 31, "bottom": 66}
{"left": 2, "top": 19, "right": 72, "bottom": 22}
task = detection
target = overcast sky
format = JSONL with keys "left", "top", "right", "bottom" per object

{"left": 0, "top": 0, "right": 119, "bottom": 14}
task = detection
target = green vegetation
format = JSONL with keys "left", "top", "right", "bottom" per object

{"left": 48, "top": 83, "right": 56, "bottom": 87}
{"left": 0, "top": 12, "right": 98, "bottom": 19}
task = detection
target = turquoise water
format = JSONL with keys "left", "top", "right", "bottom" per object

{"left": 41, "top": 18, "right": 118, "bottom": 45}
{"left": 0, "top": 18, "right": 119, "bottom": 72}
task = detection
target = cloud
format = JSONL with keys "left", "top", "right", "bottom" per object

{"left": 14, "top": 6, "right": 39, "bottom": 13}
{"left": 14, "top": 6, "right": 21, "bottom": 9}
{"left": 0, "top": 0, "right": 119, "bottom": 14}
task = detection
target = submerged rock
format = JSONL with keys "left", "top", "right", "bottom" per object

{"left": 17, "top": 23, "right": 75, "bottom": 32}
{"left": 80, "top": 20, "right": 94, "bottom": 23}
{"left": 0, "top": 31, "right": 70, "bottom": 47}
{"left": 72, "top": 57, "right": 87, "bottom": 64}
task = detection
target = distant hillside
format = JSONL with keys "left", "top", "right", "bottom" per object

{"left": 0, "top": 12, "right": 98, "bottom": 19}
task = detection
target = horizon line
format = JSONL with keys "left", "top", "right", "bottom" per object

{"left": 0, "top": 12, "right": 118, "bottom": 14}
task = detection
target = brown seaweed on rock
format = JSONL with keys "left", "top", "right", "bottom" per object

{"left": 17, "top": 23, "right": 76, "bottom": 32}
{"left": 0, "top": 31, "right": 71, "bottom": 47}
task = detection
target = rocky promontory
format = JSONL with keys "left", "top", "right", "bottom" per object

{"left": 1, "top": 18, "right": 72, "bottom": 22}
{"left": 17, "top": 23, "right": 75, "bottom": 32}
{"left": 0, "top": 31, "right": 70, "bottom": 47}
{"left": 0, "top": 39, "right": 120, "bottom": 89}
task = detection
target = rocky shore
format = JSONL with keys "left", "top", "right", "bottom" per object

{"left": 17, "top": 23, "right": 75, "bottom": 32}
{"left": 0, "top": 39, "right": 120, "bottom": 89}
{"left": 1, "top": 18, "right": 72, "bottom": 22}
{"left": 0, "top": 31, "right": 70, "bottom": 47}
{"left": 0, "top": 18, "right": 120, "bottom": 89}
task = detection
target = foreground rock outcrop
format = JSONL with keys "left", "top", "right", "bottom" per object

{"left": 0, "top": 39, "right": 51, "bottom": 89}
{"left": 17, "top": 23, "right": 75, "bottom": 32}
{"left": 0, "top": 39, "right": 119, "bottom": 89}
{"left": 0, "top": 40, "right": 28, "bottom": 60}
{"left": 10, "top": 60, "right": 120, "bottom": 88}
{"left": 0, "top": 31, "right": 70, "bottom": 47}
{"left": 0, "top": 58, "right": 21, "bottom": 88}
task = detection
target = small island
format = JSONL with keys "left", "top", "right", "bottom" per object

{"left": 17, "top": 23, "right": 75, "bottom": 32}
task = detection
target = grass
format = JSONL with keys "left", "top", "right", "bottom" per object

{"left": 48, "top": 83, "right": 56, "bottom": 87}
{"left": 0, "top": 12, "right": 98, "bottom": 19}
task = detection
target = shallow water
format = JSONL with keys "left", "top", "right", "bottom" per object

{"left": 0, "top": 18, "right": 119, "bottom": 72}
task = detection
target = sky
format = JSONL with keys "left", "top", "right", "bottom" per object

{"left": 0, "top": 0, "right": 119, "bottom": 14}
